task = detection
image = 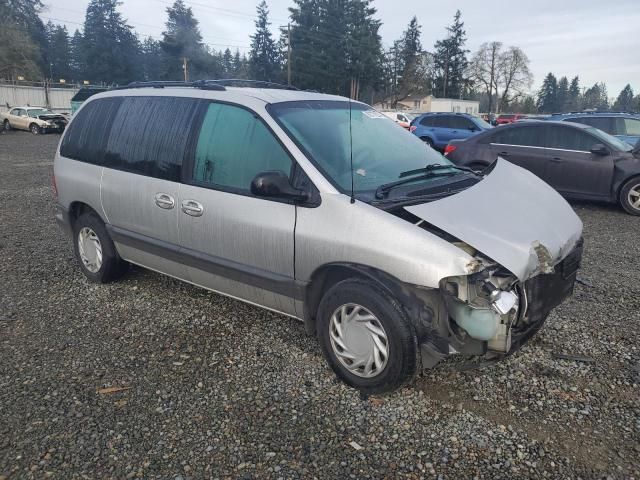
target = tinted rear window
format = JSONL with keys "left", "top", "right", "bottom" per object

{"left": 490, "top": 126, "right": 544, "bottom": 147}
{"left": 60, "top": 97, "right": 123, "bottom": 164}
{"left": 104, "top": 96, "right": 204, "bottom": 181}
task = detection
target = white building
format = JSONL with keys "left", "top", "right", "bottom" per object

{"left": 375, "top": 95, "right": 480, "bottom": 115}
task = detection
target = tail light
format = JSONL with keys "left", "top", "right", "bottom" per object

{"left": 444, "top": 144, "right": 457, "bottom": 156}
{"left": 409, "top": 125, "right": 417, "bottom": 133}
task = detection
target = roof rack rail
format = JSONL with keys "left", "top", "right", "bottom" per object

{"left": 113, "top": 81, "right": 226, "bottom": 91}
{"left": 205, "top": 79, "right": 299, "bottom": 90}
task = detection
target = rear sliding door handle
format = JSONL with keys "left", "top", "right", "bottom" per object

{"left": 498, "top": 151, "right": 510, "bottom": 156}
{"left": 550, "top": 157, "right": 563, "bottom": 163}
{"left": 154, "top": 193, "right": 175, "bottom": 209}
{"left": 181, "top": 199, "right": 204, "bottom": 217}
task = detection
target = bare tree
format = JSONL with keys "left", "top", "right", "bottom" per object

{"left": 468, "top": 41, "right": 502, "bottom": 113}
{"left": 497, "top": 46, "right": 533, "bottom": 111}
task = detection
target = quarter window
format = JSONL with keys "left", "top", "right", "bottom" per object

{"left": 192, "top": 103, "right": 292, "bottom": 192}
{"left": 60, "top": 97, "right": 123, "bottom": 165}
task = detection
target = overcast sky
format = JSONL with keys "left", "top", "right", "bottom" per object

{"left": 41, "top": 0, "right": 640, "bottom": 97}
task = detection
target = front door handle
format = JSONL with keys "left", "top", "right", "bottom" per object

{"left": 155, "top": 192, "right": 175, "bottom": 209}
{"left": 550, "top": 157, "right": 563, "bottom": 163}
{"left": 181, "top": 200, "right": 204, "bottom": 217}
{"left": 498, "top": 151, "right": 510, "bottom": 156}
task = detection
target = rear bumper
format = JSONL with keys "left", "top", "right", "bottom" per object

{"left": 55, "top": 204, "right": 72, "bottom": 237}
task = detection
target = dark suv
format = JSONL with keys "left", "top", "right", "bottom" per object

{"left": 410, "top": 112, "right": 492, "bottom": 150}
{"left": 548, "top": 112, "right": 640, "bottom": 146}
{"left": 445, "top": 120, "right": 640, "bottom": 215}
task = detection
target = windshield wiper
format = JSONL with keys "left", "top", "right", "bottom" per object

{"left": 399, "top": 163, "right": 480, "bottom": 178}
{"left": 375, "top": 164, "right": 479, "bottom": 199}
{"left": 375, "top": 170, "right": 458, "bottom": 199}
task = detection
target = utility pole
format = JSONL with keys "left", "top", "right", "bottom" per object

{"left": 287, "top": 23, "right": 291, "bottom": 86}
{"left": 182, "top": 57, "right": 189, "bottom": 82}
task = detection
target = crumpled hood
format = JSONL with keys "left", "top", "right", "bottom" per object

{"left": 405, "top": 159, "right": 583, "bottom": 281}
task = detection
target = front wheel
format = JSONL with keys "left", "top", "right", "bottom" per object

{"left": 3, "top": 120, "right": 10, "bottom": 131}
{"left": 421, "top": 137, "right": 435, "bottom": 149}
{"left": 619, "top": 176, "right": 640, "bottom": 216}
{"left": 317, "top": 279, "right": 418, "bottom": 394}
{"left": 72, "top": 212, "right": 129, "bottom": 282}
{"left": 30, "top": 123, "right": 41, "bottom": 135}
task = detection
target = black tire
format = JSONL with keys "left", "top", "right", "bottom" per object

{"left": 316, "top": 279, "right": 418, "bottom": 394}
{"left": 3, "top": 120, "right": 10, "bottom": 131}
{"left": 421, "top": 136, "right": 435, "bottom": 148}
{"left": 72, "top": 212, "right": 128, "bottom": 282}
{"left": 619, "top": 176, "right": 640, "bottom": 216}
{"left": 30, "top": 123, "right": 41, "bottom": 135}
{"left": 467, "top": 162, "right": 488, "bottom": 172}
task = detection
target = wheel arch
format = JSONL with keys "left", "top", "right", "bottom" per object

{"left": 302, "top": 263, "right": 443, "bottom": 349}
{"left": 68, "top": 201, "right": 104, "bottom": 227}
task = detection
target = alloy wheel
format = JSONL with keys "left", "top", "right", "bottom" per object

{"left": 628, "top": 183, "right": 640, "bottom": 212}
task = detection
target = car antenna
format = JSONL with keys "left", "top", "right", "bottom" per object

{"left": 349, "top": 96, "right": 355, "bottom": 204}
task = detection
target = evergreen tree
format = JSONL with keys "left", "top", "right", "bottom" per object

{"left": 82, "top": 0, "right": 141, "bottom": 84}
{"left": 289, "top": 0, "right": 382, "bottom": 97}
{"left": 433, "top": 10, "right": 469, "bottom": 98}
{"left": 140, "top": 37, "right": 163, "bottom": 81}
{"left": 0, "top": 0, "right": 47, "bottom": 77}
{"left": 567, "top": 76, "right": 581, "bottom": 111}
{"left": 536, "top": 72, "right": 558, "bottom": 113}
{"left": 161, "top": 0, "right": 208, "bottom": 80}
{"left": 44, "top": 23, "right": 72, "bottom": 81}
{"left": 582, "top": 82, "right": 608, "bottom": 110}
{"left": 556, "top": 76, "right": 569, "bottom": 112}
{"left": 249, "top": 1, "right": 281, "bottom": 82}
{"left": 222, "top": 48, "right": 234, "bottom": 78}
{"left": 613, "top": 84, "right": 634, "bottom": 111}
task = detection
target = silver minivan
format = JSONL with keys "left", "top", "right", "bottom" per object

{"left": 54, "top": 81, "right": 583, "bottom": 393}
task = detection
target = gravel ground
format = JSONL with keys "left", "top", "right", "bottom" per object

{"left": 0, "top": 130, "right": 638, "bottom": 479}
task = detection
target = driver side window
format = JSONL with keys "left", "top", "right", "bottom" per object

{"left": 193, "top": 103, "right": 293, "bottom": 192}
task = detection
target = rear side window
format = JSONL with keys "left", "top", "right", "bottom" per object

{"left": 491, "top": 126, "right": 543, "bottom": 147}
{"left": 192, "top": 103, "right": 292, "bottom": 192}
{"left": 60, "top": 97, "right": 123, "bottom": 164}
{"left": 104, "top": 96, "right": 204, "bottom": 181}
{"left": 545, "top": 126, "right": 596, "bottom": 151}
{"left": 623, "top": 118, "right": 640, "bottom": 136}
{"left": 566, "top": 117, "right": 612, "bottom": 134}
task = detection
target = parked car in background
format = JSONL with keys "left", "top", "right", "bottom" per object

{"left": 409, "top": 112, "right": 492, "bottom": 150}
{"left": 54, "top": 81, "right": 582, "bottom": 393}
{"left": 382, "top": 111, "right": 415, "bottom": 130}
{"left": 445, "top": 120, "right": 640, "bottom": 215}
{"left": 1, "top": 106, "right": 68, "bottom": 134}
{"left": 495, "top": 113, "right": 528, "bottom": 125}
{"left": 547, "top": 112, "right": 640, "bottom": 147}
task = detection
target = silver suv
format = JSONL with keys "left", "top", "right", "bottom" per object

{"left": 54, "top": 81, "right": 583, "bottom": 394}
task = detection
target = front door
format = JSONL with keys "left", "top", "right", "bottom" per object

{"left": 542, "top": 125, "right": 614, "bottom": 198}
{"left": 178, "top": 102, "right": 298, "bottom": 316}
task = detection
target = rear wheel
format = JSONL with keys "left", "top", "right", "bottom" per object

{"left": 619, "top": 176, "right": 640, "bottom": 216}
{"left": 317, "top": 279, "right": 418, "bottom": 394}
{"left": 30, "top": 123, "right": 41, "bottom": 135}
{"left": 72, "top": 212, "right": 128, "bottom": 282}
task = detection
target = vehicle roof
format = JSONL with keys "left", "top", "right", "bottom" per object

{"left": 95, "top": 86, "right": 348, "bottom": 105}
{"left": 10, "top": 106, "right": 48, "bottom": 110}
{"left": 551, "top": 112, "right": 639, "bottom": 118}
{"left": 501, "top": 119, "right": 592, "bottom": 129}
{"left": 415, "top": 112, "right": 477, "bottom": 117}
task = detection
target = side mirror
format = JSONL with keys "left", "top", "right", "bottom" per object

{"left": 251, "top": 170, "right": 309, "bottom": 202}
{"left": 590, "top": 143, "right": 610, "bottom": 156}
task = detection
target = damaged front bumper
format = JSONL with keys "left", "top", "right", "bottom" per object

{"left": 418, "top": 239, "right": 583, "bottom": 369}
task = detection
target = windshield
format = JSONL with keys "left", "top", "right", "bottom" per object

{"left": 268, "top": 101, "right": 450, "bottom": 192}
{"left": 27, "top": 109, "right": 50, "bottom": 117}
{"left": 586, "top": 127, "right": 633, "bottom": 152}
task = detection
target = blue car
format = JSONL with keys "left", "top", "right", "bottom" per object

{"left": 410, "top": 112, "right": 492, "bottom": 150}
{"left": 548, "top": 112, "right": 640, "bottom": 147}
